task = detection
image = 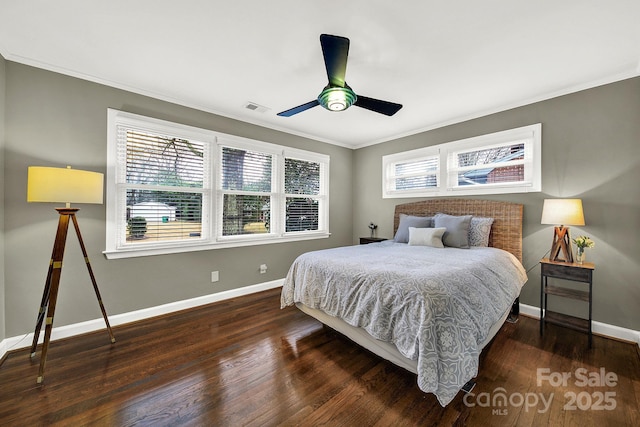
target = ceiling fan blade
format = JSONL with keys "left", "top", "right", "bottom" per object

{"left": 354, "top": 96, "right": 403, "bottom": 116}
{"left": 320, "top": 34, "right": 349, "bottom": 88}
{"left": 277, "top": 100, "right": 320, "bottom": 117}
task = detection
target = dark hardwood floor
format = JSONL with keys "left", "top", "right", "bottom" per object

{"left": 1, "top": 288, "right": 638, "bottom": 426}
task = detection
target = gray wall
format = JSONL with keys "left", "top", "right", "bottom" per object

{"left": 2, "top": 59, "right": 639, "bottom": 340}
{"left": 0, "top": 54, "right": 6, "bottom": 342}
{"left": 353, "top": 77, "right": 640, "bottom": 331}
{"left": 3, "top": 62, "right": 353, "bottom": 336}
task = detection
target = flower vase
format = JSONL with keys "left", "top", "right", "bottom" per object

{"left": 576, "top": 248, "right": 585, "bottom": 264}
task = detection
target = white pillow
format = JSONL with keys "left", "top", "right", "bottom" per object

{"left": 408, "top": 227, "right": 446, "bottom": 248}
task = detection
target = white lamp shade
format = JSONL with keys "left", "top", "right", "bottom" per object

{"left": 541, "top": 198, "right": 585, "bottom": 226}
{"left": 27, "top": 166, "right": 104, "bottom": 204}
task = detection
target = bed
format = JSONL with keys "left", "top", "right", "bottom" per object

{"left": 281, "top": 198, "right": 527, "bottom": 406}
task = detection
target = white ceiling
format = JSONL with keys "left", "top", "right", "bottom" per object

{"left": 1, "top": 1, "right": 639, "bottom": 148}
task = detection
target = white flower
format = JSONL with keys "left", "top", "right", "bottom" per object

{"left": 573, "top": 235, "right": 595, "bottom": 249}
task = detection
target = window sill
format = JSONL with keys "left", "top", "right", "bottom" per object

{"left": 383, "top": 183, "right": 538, "bottom": 198}
{"left": 103, "top": 232, "right": 331, "bottom": 259}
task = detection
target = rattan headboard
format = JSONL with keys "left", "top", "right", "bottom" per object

{"left": 393, "top": 198, "right": 523, "bottom": 262}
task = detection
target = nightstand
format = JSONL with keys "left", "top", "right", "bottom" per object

{"left": 540, "top": 258, "right": 595, "bottom": 347}
{"left": 359, "top": 237, "right": 387, "bottom": 244}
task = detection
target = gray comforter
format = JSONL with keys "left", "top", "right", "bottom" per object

{"left": 281, "top": 241, "right": 527, "bottom": 405}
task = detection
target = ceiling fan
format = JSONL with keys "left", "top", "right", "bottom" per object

{"left": 277, "top": 34, "right": 403, "bottom": 117}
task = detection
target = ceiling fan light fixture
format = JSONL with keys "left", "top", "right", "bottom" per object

{"left": 277, "top": 34, "right": 402, "bottom": 117}
{"left": 318, "top": 86, "right": 357, "bottom": 112}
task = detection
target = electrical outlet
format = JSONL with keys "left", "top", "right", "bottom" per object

{"left": 259, "top": 264, "right": 267, "bottom": 274}
{"left": 211, "top": 271, "right": 219, "bottom": 282}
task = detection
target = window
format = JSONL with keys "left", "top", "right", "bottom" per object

{"left": 219, "top": 146, "right": 273, "bottom": 237}
{"left": 382, "top": 123, "right": 541, "bottom": 198}
{"left": 106, "top": 109, "right": 329, "bottom": 259}
{"left": 384, "top": 151, "right": 440, "bottom": 196}
{"left": 122, "top": 130, "right": 209, "bottom": 244}
{"left": 450, "top": 142, "right": 526, "bottom": 187}
{"left": 285, "top": 157, "right": 324, "bottom": 232}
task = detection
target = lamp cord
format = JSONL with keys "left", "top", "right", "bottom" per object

{"left": 525, "top": 249, "right": 551, "bottom": 274}
{"left": 6, "top": 332, "right": 32, "bottom": 353}
{"left": 507, "top": 250, "right": 550, "bottom": 324}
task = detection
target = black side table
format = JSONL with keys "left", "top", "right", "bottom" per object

{"left": 540, "top": 258, "right": 595, "bottom": 347}
{"left": 359, "top": 237, "right": 387, "bottom": 244}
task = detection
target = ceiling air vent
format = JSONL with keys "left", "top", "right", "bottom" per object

{"left": 243, "top": 102, "right": 269, "bottom": 113}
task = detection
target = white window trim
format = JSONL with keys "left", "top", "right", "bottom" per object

{"left": 105, "top": 109, "right": 330, "bottom": 259}
{"left": 382, "top": 123, "right": 542, "bottom": 198}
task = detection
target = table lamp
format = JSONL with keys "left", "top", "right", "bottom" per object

{"left": 27, "top": 166, "right": 115, "bottom": 384}
{"left": 541, "top": 198, "right": 585, "bottom": 263}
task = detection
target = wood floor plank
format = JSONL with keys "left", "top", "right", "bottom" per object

{"left": 0, "top": 288, "right": 638, "bottom": 426}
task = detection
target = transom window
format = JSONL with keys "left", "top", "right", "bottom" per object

{"left": 383, "top": 123, "right": 541, "bottom": 198}
{"left": 105, "top": 109, "right": 329, "bottom": 259}
{"left": 386, "top": 153, "right": 439, "bottom": 195}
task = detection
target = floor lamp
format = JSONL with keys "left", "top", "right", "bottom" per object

{"left": 27, "top": 166, "right": 115, "bottom": 384}
{"left": 541, "top": 198, "right": 585, "bottom": 263}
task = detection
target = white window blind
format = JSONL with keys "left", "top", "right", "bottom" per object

{"left": 449, "top": 141, "right": 528, "bottom": 188}
{"left": 117, "top": 128, "right": 209, "bottom": 247}
{"left": 220, "top": 146, "right": 273, "bottom": 236}
{"left": 285, "top": 158, "right": 321, "bottom": 232}
{"left": 386, "top": 155, "right": 439, "bottom": 195}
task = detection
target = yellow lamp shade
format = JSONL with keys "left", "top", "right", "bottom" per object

{"left": 27, "top": 166, "right": 104, "bottom": 204}
{"left": 541, "top": 198, "right": 585, "bottom": 226}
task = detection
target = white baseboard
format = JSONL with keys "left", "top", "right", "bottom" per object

{"left": 0, "top": 340, "right": 8, "bottom": 362}
{"left": 520, "top": 303, "right": 640, "bottom": 347}
{"left": 0, "top": 279, "right": 284, "bottom": 360}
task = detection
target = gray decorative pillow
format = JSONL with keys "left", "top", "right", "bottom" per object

{"left": 408, "top": 227, "right": 446, "bottom": 248}
{"left": 394, "top": 214, "right": 434, "bottom": 243}
{"left": 434, "top": 213, "right": 472, "bottom": 248}
{"left": 469, "top": 217, "right": 494, "bottom": 247}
